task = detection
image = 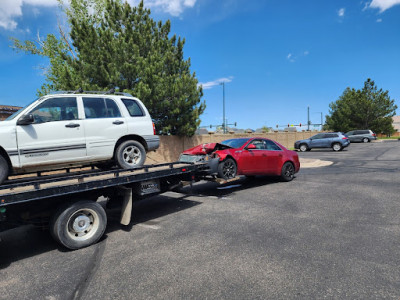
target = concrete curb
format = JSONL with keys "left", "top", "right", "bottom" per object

{"left": 299, "top": 158, "right": 333, "bottom": 168}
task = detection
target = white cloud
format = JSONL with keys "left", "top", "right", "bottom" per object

{"left": 0, "top": 0, "right": 57, "bottom": 30}
{"left": 128, "top": 0, "right": 197, "bottom": 16}
{"left": 23, "top": 0, "right": 58, "bottom": 5}
{"left": 0, "top": 0, "right": 196, "bottom": 31}
{"left": 0, "top": 0, "right": 23, "bottom": 30}
{"left": 199, "top": 77, "right": 233, "bottom": 90}
{"left": 369, "top": 0, "right": 400, "bottom": 12}
{"left": 32, "top": 7, "right": 41, "bottom": 17}
{"left": 376, "top": 18, "right": 383, "bottom": 22}
{"left": 286, "top": 51, "right": 309, "bottom": 63}
{"left": 338, "top": 7, "right": 345, "bottom": 17}
{"left": 287, "top": 53, "right": 295, "bottom": 63}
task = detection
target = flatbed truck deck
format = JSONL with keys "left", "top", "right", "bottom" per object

{"left": 0, "top": 162, "right": 207, "bottom": 249}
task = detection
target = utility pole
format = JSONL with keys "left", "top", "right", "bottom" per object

{"left": 320, "top": 112, "right": 323, "bottom": 129}
{"left": 307, "top": 106, "right": 310, "bottom": 131}
{"left": 220, "top": 82, "right": 226, "bottom": 134}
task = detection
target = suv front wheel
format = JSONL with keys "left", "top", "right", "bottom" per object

{"left": 299, "top": 144, "right": 309, "bottom": 152}
{"left": 116, "top": 140, "right": 146, "bottom": 169}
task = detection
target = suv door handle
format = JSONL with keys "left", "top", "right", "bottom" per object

{"left": 65, "top": 123, "right": 80, "bottom": 128}
{"left": 113, "top": 120, "right": 124, "bottom": 125}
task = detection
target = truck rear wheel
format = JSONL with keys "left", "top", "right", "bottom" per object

{"left": 50, "top": 200, "right": 107, "bottom": 250}
{"left": 0, "top": 155, "right": 9, "bottom": 185}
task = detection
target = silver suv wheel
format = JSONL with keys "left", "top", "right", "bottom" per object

{"left": 299, "top": 144, "right": 308, "bottom": 152}
{"left": 116, "top": 140, "right": 146, "bottom": 168}
{"left": 332, "top": 143, "right": 342, "bottom": 151}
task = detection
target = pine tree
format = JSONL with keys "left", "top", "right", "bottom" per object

{"left": 11, "top": 0, "right": 205, "bottom": 136}
{"left": 325, "top": 79, "right": 397, "bottom": 134}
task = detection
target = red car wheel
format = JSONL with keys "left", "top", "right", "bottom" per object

{"left": 218, "top": 158, "right": 237, "bottom": 180}
{"left": 281, "top": 162, "right": 295, "bottom": 182}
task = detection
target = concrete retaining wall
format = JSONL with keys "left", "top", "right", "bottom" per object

{"left": 377, "top": 132, "right": 400, "bottom": 138}
{"left": 147, "top": 131, "right": 318, "bottom": 163}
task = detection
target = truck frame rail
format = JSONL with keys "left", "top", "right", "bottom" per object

{"left": 0, "top": 162, "right": 206, "bottom": 206}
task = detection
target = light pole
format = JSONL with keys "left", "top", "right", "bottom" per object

{"left": 321, "top": 112, "right": 323, "bottom": 128}
{"left": 220, "top": 82, "right": 226, "bottom": 134}
{"left": 314, "top": 112, "right": 323, "bottom": 130}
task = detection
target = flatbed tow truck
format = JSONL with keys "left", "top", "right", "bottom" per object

{"left": 0, "top": 162, "right": 209, "bottom": 250}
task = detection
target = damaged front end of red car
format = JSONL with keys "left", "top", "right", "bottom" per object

{"left": 179, "top": 143, "right": 232, "bottom": 175}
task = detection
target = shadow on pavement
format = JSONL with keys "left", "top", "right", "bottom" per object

{"left": 0, "top": 175, "right": 288, "bottom": 268}
{"left": 0, "top": 193, "right": 203, "bottom": 268}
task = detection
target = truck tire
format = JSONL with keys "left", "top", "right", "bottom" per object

{"left": 50, "top": 200, "right": 107, "bottom": 250}
{"left": 0, "top": 155, "right": 9, "bottom": 185}
{"left": 115, "top": 140, "right": 146, "bottom": 169}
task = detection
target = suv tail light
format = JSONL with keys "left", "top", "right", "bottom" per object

{"left": 342, "top": 137, "right": 348, "bottom": 140}
{"left": 152, "top": 122, "right": 156, "bottom": 135}
{"left": 372, "top": 133, "right": 376, "bottom": 137}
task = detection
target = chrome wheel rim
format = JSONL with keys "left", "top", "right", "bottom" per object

{"left": 67, "top": 208, "right": 99, "bottom": 241}
{"left": 333, "top": 144, "right": 341, "bottom": 151}
{"left": 122, "top": 145, "right": 141, "bottom": 166}
{"left": 300, "top": 145, "right": 307, "bottom": 152}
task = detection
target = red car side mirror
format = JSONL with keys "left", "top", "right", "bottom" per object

{"left": 246, "top": 144, "right": 257, "bottom": 150}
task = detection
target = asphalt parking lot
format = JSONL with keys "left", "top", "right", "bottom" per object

{"left": 0, "top": 141, "right": 399, "bottom": 299}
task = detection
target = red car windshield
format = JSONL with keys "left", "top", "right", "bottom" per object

{"left": 221, "top": 138, "right": 250, "bottom": 149}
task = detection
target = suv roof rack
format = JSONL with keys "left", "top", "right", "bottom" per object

{"left": 50, "top": 88, "right": 133, "bottom": 97}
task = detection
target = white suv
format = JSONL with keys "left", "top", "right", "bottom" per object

{"left": 0, "top": 91, "right": 159, "bottom": 184}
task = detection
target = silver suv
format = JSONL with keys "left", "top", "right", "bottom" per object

{"left": 345, "top": 130, "right": 377, "bottom": 143}
{"left": 294, "top": 132, "right": 350, "bottom": 152}
{"left": 0, "top": 91, "right": 159, "bottom": 184}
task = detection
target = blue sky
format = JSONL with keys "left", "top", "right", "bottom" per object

{"left": 0, "top": 0, "right": 399, "bottom": 130}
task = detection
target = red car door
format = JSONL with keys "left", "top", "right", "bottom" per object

{"left": 262, "top": 140, "right": 284, "bottom": 174}
{"left": 238, "top": 139, "right": 267, "bottom": 175}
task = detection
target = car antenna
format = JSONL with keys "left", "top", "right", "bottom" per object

{"left": 74, "top": 87, "right": 84, "bottom": 94}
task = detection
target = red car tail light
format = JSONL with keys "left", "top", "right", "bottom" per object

{"left": 372, "top": 133, "right": 376, "bottom": 137}
{"left": 152, "top": 122, "right": 156, "bottom": 135}
{"left": 342, "top": 137, "right": 348, "bottom": 140}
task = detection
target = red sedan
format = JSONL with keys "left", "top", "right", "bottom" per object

{"left": 179, "top": 137, "right": 300, "bottom": 181}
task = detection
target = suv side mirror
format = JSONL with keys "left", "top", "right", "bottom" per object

{"left": 246, "top": 144, "right": 257, "bottom": 150}
{"left": 17, "top": 114, "right": 34, "bottom": 125}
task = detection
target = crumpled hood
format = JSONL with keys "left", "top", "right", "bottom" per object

{"left": 182, "top": 143, "right": 232, "bottom": 155}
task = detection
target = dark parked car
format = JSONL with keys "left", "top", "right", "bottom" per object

{"left": 345, "top": 130, "right": 376, "bottom": 143}
{"left": 179, "top": 137, "right": 300, "bottom": 181}
{"left": 294, "top": 132, "right": 350, "bottom": 152}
